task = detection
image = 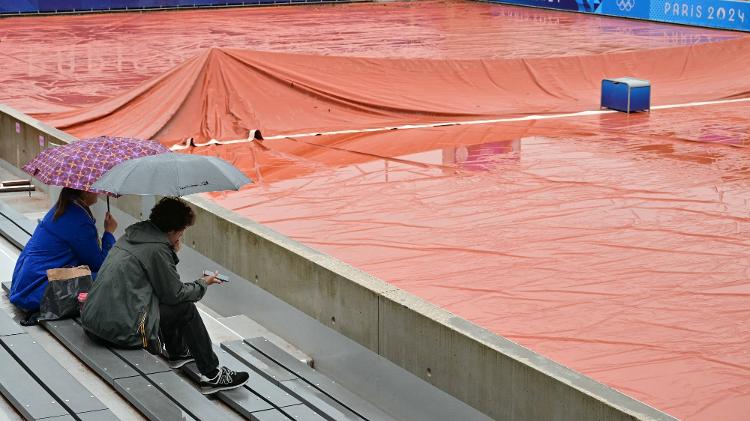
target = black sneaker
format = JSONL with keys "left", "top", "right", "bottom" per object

{"left": 167, "top": 350, "right": 195, "bottom": 369}
{"left": 199, "top": 366, "right": 249, "bottom": 395}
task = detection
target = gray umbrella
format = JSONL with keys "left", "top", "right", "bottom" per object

{"left": 91, "top": 153, "right": 252, "bottom": 196}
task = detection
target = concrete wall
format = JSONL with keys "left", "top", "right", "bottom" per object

{"left": 0, "top": 105, "right": 77, "bottom": 192}
{"left": 0, "top": 104, "right": 679, "bottom": 421}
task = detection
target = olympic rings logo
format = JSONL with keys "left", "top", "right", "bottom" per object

{"left": 616, "top": 0, "right": 635, "bottom": 11}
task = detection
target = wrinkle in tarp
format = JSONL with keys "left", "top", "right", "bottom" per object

{"left": 32, "top": 37, "right": 750, "bottom": 147}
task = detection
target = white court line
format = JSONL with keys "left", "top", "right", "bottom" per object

{"left": 170, "top": 96, "right": 750, "bottom": 150}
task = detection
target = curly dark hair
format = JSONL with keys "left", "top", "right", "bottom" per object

{"left": 149, "top": 197, "right": 195, "bottom": 233}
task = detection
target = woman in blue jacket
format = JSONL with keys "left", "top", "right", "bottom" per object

{"left": 10, "top": 187, "right": 118, "bottom": 312}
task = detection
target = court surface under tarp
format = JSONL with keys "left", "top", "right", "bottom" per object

{"left": 2, "top": 2, "right": 750, "bottom": 419}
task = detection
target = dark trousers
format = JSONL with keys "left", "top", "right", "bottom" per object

{"left": 159, "top": 302, "right": 219, "bottom": 376}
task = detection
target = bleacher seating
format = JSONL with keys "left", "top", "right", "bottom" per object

{"left": 0, "top": 204, "right": 396, "bottom": 421}
{"left": 0, "top": 201, "right": 35, "bottom": 249}
{"left": 0, "top": 309, "right": 118, "bottom": 420}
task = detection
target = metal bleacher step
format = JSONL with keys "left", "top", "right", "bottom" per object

{"left": 277, "top": 380, "right": 352, "bottom": 421}
{"left": 0, "top": 334, "right": 111, "bottom": 416}
{"left": 0, "top": 304, "right": 24, "bottom": 336}
{"left": 183, "top": 344, "right": 299, "bottom": 420}
{"left": 273, "top": 405, "right": 329, "bottom": 421}
{"left": 222, "top": 340, "right": 299, "bottom": 384}
{"left": 77, "top": 410, "right": 120, "bottom": 420}
{"left": 222, "top": 340, "right": 363, "bottom": 421}
{"left": 0, "top": 201, "right": 38, "bottom": 235}
{"left": 212, "top": 347, "right": 302, "bottom": 408}
{"left": 246, "top": 338, "right": 397, "bottom": 421}
{"left": 0, "top": 200, "right": 36, "bottom": 250}
{"left": 0, "top": 309, "right": 118, "bottom": 421}
{"left": 0, "top": 212, "right": 31, "bottom": 249}
{"left": 217, "top": 315, "right": 313, "bottom": 368}
{"left": 109, "top": 347, "right": 171, "bottom": 375}
{"left": 41, "top": 319, "right": 138, "bottom": 384}
{"left": 146, "top": 371, "right": 228, "bottom": 421}
{"left": 0, "top": 341, "right": 70, "bottom": 420}
{"left": 113, "top": 376, "right": 197, "bottom": 421}
{"left": 107, "top": 341, "right": 237, "bottom": 420}
{"left": 43, "top": 318, "right": 231, "bottom": 421}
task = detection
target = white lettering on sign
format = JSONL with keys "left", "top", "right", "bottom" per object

{"left": 663, "top": 1, "right": 745, "bottom": 22}
{"left": 664, "top": 2, "right": 702, "bottom": 18}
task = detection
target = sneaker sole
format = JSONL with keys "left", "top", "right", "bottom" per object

{"left": 200, "top": 377, "right": 249, "bottom": 395}
{"left": 168, "top": 358, "right": 195, "bottom": 369}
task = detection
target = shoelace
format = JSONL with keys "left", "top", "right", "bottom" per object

{"left": 217, "top": 367, "right": 237, "bottom": 385}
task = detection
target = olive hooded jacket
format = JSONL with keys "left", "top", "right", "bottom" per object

{"left": 81, "top": 221, "right": 207, "bottom": 348}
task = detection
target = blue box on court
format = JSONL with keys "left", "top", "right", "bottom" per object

{"left": 601, "top": 77, "right": 650, "bottom": 113}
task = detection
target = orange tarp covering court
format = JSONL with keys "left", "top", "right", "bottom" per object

{"left": 33, "top": 39, "right": 750, "bottom": 145}
{"left": 0, "top": 0, "right": 739, "bottom": 114}
{"left": 2, "top": 2, "right": 750, "bottom": 420}
{"left": 210, "top": 107, "right": 750, "bottom": 420}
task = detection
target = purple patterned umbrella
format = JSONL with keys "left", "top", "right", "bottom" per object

{"left": 23, "top": 136, "right": 170, "bottom": 194}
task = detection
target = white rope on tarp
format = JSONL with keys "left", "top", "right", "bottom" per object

{"left": 170, "top": 129, "right": 265, "bottom": 151}
{"left": 169, "top": 96, "right": 750, "bottom": 151}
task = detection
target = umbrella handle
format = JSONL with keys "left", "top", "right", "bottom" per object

{"left": 106, "top": 196, "right": 110, "bottom": 213}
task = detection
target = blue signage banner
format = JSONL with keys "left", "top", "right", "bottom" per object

{"left": 1, "top": 0, "right": 747, "bottom": 31}
{"left": 484, "top": 0, "right": 750, "bottom": 32}
{"left": 0, "top": 0, "right": 348, "bottom": 14}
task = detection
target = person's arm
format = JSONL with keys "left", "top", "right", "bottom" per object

{"left": 148, "top": 246, "right": 208, "bottom": 305}
{"left": 101, "top": 212, "right": 117, "bottom": 253}
{"left": 68, "top": 219, "right": 111, "bottom": 272}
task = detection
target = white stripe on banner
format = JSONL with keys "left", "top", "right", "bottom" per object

{"left": 170, "top": 96, "right": 750, "bottom": 151}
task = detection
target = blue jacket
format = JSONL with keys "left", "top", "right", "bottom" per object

{"left": 10, "top": 203, "right": 115, "bottom": 311}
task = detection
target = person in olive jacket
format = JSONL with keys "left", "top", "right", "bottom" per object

{"left": 81, "top": 197, "right": 248, "bottom": 394}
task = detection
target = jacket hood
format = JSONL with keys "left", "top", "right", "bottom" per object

{"left": 124, "top": 221, "right": 170, "bottom": 245}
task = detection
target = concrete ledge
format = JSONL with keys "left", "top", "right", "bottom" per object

{"left": 0, "top": 103, "right": 680, "bottom": 421}
{"left": 0, "top": 104, "right": 76, "bottom": 173}
{"left": 380, "top": 289, "right": 673, "bottom": 420}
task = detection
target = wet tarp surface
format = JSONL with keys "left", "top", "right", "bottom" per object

{"left": 32, "top": 39, "right": 750, "bottom": 147}
{"left": 0, "top": 0, "right": 739, "bottom": 113}
{"left": 209, "top": 106, "right": 750, "bottom": 421}
{"left": 2, "top": 2, "right": 750, "bottom": 420}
